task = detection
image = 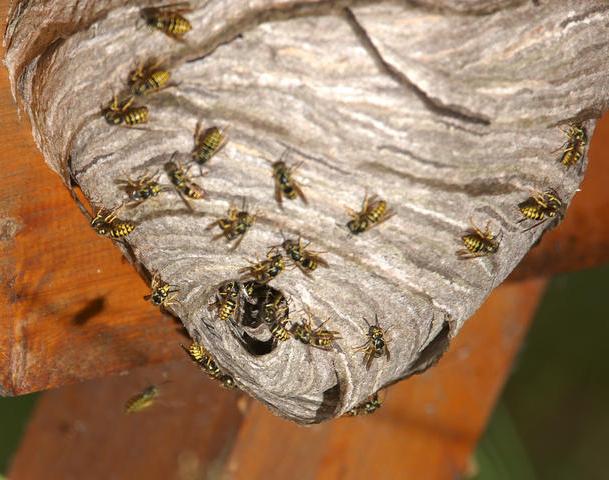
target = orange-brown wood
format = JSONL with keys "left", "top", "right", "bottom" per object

{"left": 225, "top": 279, "right": 547, "bottom": 480}
{"left": 0, "top": 39, "right": 184, "bottom": 396}
{"left": 8, "top": 359, "right": 247, "bottom": 480}
{"left": 0, "top": 0, "right": 606, "bottom": 397}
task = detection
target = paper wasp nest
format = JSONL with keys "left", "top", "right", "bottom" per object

{"left": 5, "top": 0, "right": 609, "bottom": 423}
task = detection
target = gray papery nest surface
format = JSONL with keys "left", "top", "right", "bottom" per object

{"left": 4, "top": 0, "right": 609, "bottom": 423}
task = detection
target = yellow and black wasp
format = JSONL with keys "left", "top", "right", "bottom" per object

{"left": 117, "top": 170, "right": 168, "bottom": 207}
{"left": 140, "top": 3, "right": 192, "bottom": 39}
{"left": 280, "top": 235, "right": 328, "bottom": 276}
{"left": 164, "top": 154, "right": 205, "bottom": 210}
{"left": 259, "top": 289, "right": 291, "bottom": 342}
{"left": 124, "top": 385, "right": 160, "bottom": 414}
{"left": 345, "top": 392, "right": 384, "bottom": 416}
{"left": 517, "top": 188, "right": 564, "bottom": 232}
{"left": 103, "top": 95, "right": 149, "bottom": 127}
{"left": 211, "top": 281, "right": 254, "bottom": 323}
{"left": 271, "top": 150, "right": 307, "bottom": 207}
{"left": 456, "top": 219, "right": 501, "bottom": 259}
{"left": 129, "top": 58, "right": 171, "bottom": 96}
{"left": 239, "top": 249, "right": 285, "bottom": 283}
{"left": 144, "top": 272, "right": 179, "bottom": 308}
{"left": 207, "top": 200, "right": 256, "bottom": 251}
{"left": 353, "top": 314, "right": 390, "bottom": 370}
{"left": 291, "top": 311, "right": 341, "bottom": 351}
{"left": 557, "top": 123, "right": 587, "bottom": 169}
{"left": 192, "top": 123, "right": 228, "bottom": 167}
{"left": 182, "top": 343, "right": 236, "bottom": 389}
{"left": 91, "top": 206, "right": 136, "bottom": 239}
{"left": 346, "top": 193, "right": 394, "bottom": 234}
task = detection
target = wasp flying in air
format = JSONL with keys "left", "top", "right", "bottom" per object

{"left": 192, "top": 123, "right": 228, "bottom": 167}
{"left": 182, "top": 343, "right": 236, "bottom": 389}
{"left": 271, "top": 150, "right": 307, "bottom": 207}
{"left": 140, "top": 3, "right": 192, "bottom": 39}
{"left": 291, "top": 311, "right": 341, "bottom": 351}
{"left": 239, "top": 249, "right": 285, "bottom": 283}
{"left": 557, "top": 123, "right": 587, "bottom": 169}
{"left": 517, "top": 188, "right": 564, "bottom": 232}
{"left": 117, "top": 170, "right": 168, "bottom": 206}
{"left": 207, "top": 200, "right": 256, "bottom": 251}
{"left": 129, "top": 58, "right": 171, "bottom": 96}
{"left": 124, "top": 385, "right": 160, "bottom": 414}
{"left": 456, "top": 219, "right": 501, "bottom": 259}
{"left": 164, "top": 154, "right": 205, "bottom": 210}
{"left": 144, "top": 272, "right": 179, "bottom": 308}
{"left": 280, "top": 235, "right": 328, "bottom": 276}
{"left": 346, "top": 193, "right": 394, "bottom": 235}
{"left": 91, "top": 206, "right": 135, "bottom": 239}
{"left": 353, "top": 315, "right": 390, "bottom": 370}
{"left": 345, "top": 392, "right": 383, "bottom": 416}
{"left": 103, "top": 95, "right": 149, "bottom": 127}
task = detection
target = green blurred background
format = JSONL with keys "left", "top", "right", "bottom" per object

{"left": 1, "top": 264, "right": 608, "bottom": 478}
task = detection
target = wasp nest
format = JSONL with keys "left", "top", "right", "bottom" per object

{"left": 5, "top": 0, "right": 609, "bottom": 423}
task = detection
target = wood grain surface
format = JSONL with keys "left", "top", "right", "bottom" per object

{"left": 8, "top": 278, "right": 546, "bottom": 479}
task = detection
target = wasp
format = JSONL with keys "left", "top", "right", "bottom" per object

{"left": 164, "top": 155, "right": 205, "bottom": 209}
{"left": 192, "top": 123, "right": 228, "bottom": 166}
{"left": 140, "top": 3, "right": 192, "bottom": 39}
{"left": 291, "top": 311, "right": 341, "bottom": 351}
{"left": 557, "top": 123, "right": 587, "bottom": 169}
{"left": 517, "top": 188, "right": 564, "bottom": 232}
{"left": 124, "top": 385, "right": 160, "bottom": 414}
{"left": 211, "top": 281, "right": 254, "bottom": 322}
{"left": 239, "top": 249, "right": 285, "bottom": 283}
{"left": 345, "top": 392, "right": 383, "bottom": 416}
{"left": 272, "top": 151, "right": 307, "bottom": 207}
{"left": 144, "top": 272, "right": 179, "bottom": 308}
{"left": 91, "top": 206, "right": 135, "bottom": 238}
{"left": 353, "top": 315, "right": 390, "bottom": 370}
{"left": 457, "top": 219, "right": 501, "bottom": 259}
{"left": 207, "top": 200, "right": 256, "bottom": 251}
{"left": 346, "top": 193, "right": 394, "bottom": 234}
{"left": 182, "top": 343, "right": 237, "bottom": 389}
{"left": 117, "top": 170, "right": 168, "bottom": 206}
{"left": 103, "top": 95, "right": 149, "bottom": 126}
{"left": 259, "top": 289, "right": 291, "bottom": 342}
{"left": 280, "top": 235, "right": 328, "bottom": 276}
{"left": 129, "top": 58, "right": 171, "bottom": 96}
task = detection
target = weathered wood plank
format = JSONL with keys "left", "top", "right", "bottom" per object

{"left": 8, "top": 359, "right": 246, "bottom": 479}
